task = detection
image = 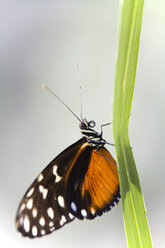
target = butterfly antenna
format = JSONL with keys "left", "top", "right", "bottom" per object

{"left": 79, "top": 84, "right": 83, "bottom": 120}
{"left": 42, "top": 84, "right": 81, "bottom": 122}
{"left": 77, "top": 63, "right": 83, "bottom": 120}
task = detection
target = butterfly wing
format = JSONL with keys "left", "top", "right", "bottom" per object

{"left": 15, "top": 138, "right": 85, "bottom": 238}
{"left": 66, "top": 146, "right": 120, "bottom": 219}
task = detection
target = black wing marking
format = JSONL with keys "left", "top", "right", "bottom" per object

{"left": 16, "top": 138, "right": 85, "bottom": 238}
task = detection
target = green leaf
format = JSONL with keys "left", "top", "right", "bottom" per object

{"left": 113, "top": 0, "right": 153, "bottom": 247}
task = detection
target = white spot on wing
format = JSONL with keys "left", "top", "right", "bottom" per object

{"left": 47, "top": 207, "right": 54, "bottom": 219}
{"left": 39, "top": 185, "right": 48, "bottom": 199}
{"left": 91, "top": 208, "right": 96, "bottom": 215}
{"left": 42, "top": 188, "right": 48, "bottom": 199}
{"left": 19, "top": 203, "right": 25, "bottom": 214}
{"left": 57, "top": 195, "right": 65, "bottom": 207}
{"left": 18, "top": 216, "right": 23, "bottom": 227}
{"left": 23, "top": 215, "right": 30, "bottom": 233}
{"left": 26, "top": 187, "right": 34, "bottom": 197}
{"left": 53, "top": 165, "right": 62, "bottom": 183}
{"left": 39, "top": 217, "right": 45, "bottom": 226}
{"left": 37, "top": 173, "right": 43, "bottom": 182}
{"left": 50, "top": 226, "right": 55, "bottom": 232}
{"left": 39, "top": 185, "right": 44, "bottom": 193}
{"left": 60, "top": 215, "right": 66, "bottom": 226}
{"left": 69, "top": 213, "right": 74, "bottom": 220}
{"left": 26, "top": 198, "right": 33, "bottom": 209}
{"left": 32, "top": 225, "right": 38, "bottom": 236}
{"left": 49, "top": 221, "right": 54, "bottom": 227}
{"left": 81, "top": 209, "right": 87, "bottom": 217}
{"left": 41, "top": 229, "right": 46, "bottom": 235}
{"left": 71, "top": 202, "right": 77, "bottom": 212}
{"left": 32, "top": 208, "right": 38, "bottom": 218}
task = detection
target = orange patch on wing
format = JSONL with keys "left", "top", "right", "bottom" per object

{"left": 81, "top": 147, "right": 119, "bottom": 212}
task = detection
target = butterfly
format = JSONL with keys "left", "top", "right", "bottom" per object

{"left": 15, "top": 85, "right": 120, "bottom": 238}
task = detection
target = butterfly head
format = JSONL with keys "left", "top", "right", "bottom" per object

{"left": 79, "top": 119, "right": 105, "bottom": 147}
{"left": 79, "top": 119, "right": 96, "bottom": 130}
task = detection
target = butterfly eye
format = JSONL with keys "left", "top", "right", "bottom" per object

{"left": 89, "top": 120, "right": 96, "bottom": 128}
{"left": 79, "top": 122, "right": 86, "bottom": 130}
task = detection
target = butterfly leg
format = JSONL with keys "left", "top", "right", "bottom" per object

{"left": 94, "top": 147, "right": 116, "bottom": 166}
{"left": 100, "top": 122, "right": 111, "bottom": 135}
{"left": 99, "top": 123, "right": 114, "bottom": 146}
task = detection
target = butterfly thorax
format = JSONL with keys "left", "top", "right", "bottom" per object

{"left": 79, "top": 119, "right": 106, "bottom": 148}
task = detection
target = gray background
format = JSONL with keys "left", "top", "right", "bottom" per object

{"left": 0, "top": 0, "right": 165, "bottom": 247}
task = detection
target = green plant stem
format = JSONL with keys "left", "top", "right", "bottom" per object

{"left": 113, "top": 0, "right": 153, "bottom": 247}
